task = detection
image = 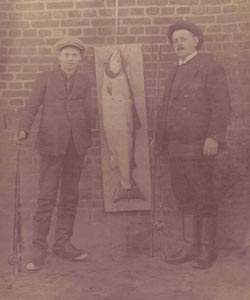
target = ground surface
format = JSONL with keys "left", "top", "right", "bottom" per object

{"left": 1, "top": 249, "right": 250, "bottom": 300}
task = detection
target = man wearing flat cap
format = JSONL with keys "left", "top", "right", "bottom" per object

{"left": 17, "top": 37, "right": 92, "bottom": 270}
{"left": 152, "top": 21, "right": 230, "bottom": 269}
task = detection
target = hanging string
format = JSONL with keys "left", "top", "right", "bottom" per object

{"left": 114, "top": 0, "right": 119, "bottom": 45}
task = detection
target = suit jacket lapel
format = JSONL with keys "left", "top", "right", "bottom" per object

{"left": 170, "top": 54, "right": 201, "bottom": 100}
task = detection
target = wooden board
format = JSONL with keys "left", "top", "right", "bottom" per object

{"left": 95, "top": 44, "right": 152, "bottom": 212}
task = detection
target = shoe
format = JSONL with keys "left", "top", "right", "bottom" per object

{"left": 25, "top": 246, "right": 47, "bottom": 271}
{"left": 53, "top": 242, "right": 88, "bottom": 261}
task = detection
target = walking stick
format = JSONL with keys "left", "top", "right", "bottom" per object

{"left": 8, "top": 145, "right": 23, "bottom": 274}
{"left": 150, "top": 43, "right": 164, "bottom": 257}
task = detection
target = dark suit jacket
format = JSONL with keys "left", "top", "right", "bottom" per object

{"left": 156, "top": 54, "right": 231, "bottom": 158}
{"left": 19, "top": 68, "right": 92, "bottom": 156}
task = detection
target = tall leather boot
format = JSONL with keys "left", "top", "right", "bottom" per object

{"left": 26, "top": 213, "right": 52, "bottom": 270}
{"left": 53, "top": 204, "right": 88, "bottom": 261}
{"left": 165, "top": 214, "right": 199, "bottom": 264}
{"left": 193, "top": 216, "right": 217, "bottom": 269}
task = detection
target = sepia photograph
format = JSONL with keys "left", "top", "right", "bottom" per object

{"left": 0, "top": 0, "right": 250, "bottom": 299}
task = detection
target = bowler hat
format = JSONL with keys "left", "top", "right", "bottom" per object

{"left": 55, "top": 37, "right": 85, "bottom": 52}
{"left": 167, "top": 21, "right": 204, "bottom": 50}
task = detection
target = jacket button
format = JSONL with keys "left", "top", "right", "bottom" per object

{"left": 183, "top": 106, "right": 187, "bottom": 110}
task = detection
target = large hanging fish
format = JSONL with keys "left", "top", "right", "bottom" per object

{"left": 101, "top": 48, "right": 144, "bottom": 202}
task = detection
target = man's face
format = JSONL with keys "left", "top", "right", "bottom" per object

{"left": 58, "top": 46, "right": 82, "bottom": 73}
{"left": 172, "top": 29, "right": 199, "bottom": 60}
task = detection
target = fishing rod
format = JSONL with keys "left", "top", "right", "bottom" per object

{"left": 8, "top": 144, "right": 23, "bottom": 274}
{"left": 150, "top": 43, "right": 164, "bottom": 257}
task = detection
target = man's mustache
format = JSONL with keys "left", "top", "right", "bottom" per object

{"left": 177, "top": 46, "right": 185, "bottom": 50}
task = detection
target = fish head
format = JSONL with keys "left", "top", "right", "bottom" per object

{"left": 108, "top": 48, "right": 122, "bottom": 75}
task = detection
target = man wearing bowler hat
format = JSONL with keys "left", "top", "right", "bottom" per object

{"left": 152, "top": 21, "right": 230, "bottom": 268}
{"left": 17, "top": 37, "right": 92, "bottom": 270}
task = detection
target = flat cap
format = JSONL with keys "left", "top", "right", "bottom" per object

{"left": 167, "top": 21, "right": 204, "bottom": 50}
{"left": 55, "top": 37, "right": 85, "bottom": 52}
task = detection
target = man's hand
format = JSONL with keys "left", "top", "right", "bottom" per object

{"left": 15, "top": 130, "right": 27, "bottom": 145}
{"left": 203, "top": 137, "right": 218, "bottom": 156}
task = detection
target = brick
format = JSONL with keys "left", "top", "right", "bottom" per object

{"left": 23, "top": 12, "right": 52, "bottom": 20}
{"left": 38, "top": 48, "right": 52, "bottom": 55}
{"left": 169, "top": 0, "right": 199, "bottom": 4}
{"left": 98, "top": 27, "right": 114, "bottom": 35}
{"left": 92, "top": 18, "right": 116, "bottom": 26}
{"left": 0, "top": 48, "right": 7, "bottom": 55}
{"left": 130, "top": 27, "right": 144, "bottom": 34}
{"left": 186, "top": 16, "right": 216, "bottom": 24}
{"left": 176, "top": 7, "right": 191, "bottom": 14}
{"left": 0, "top": 21, "right": 30, "bottom": 29}
{"left": 53, "top": 11, "right": 67, "bottom": 19}
{"left": 161, "top": 7, "right": 175, "bottom": 15}
{"left": 8, "top": 48, "right": 22, "bottom": 55}
{"left": 0, "top": 30, "right": 7, "bottom": 37}
{"left": 223, "top": 24, "right": 238, "bottom": 32}
{"left": 115, "top": 36, "right": 137, "bottom": 44}
{"left": 107, "top": 0, "right": 136, "bottom": 6}
{"left": 207, "top": 24, "right": 222, "bottom": 33}
{"left": 68, "top": 28, "right": 82, "bottom": 36}
{"left": 118, "top": 8, "right": 129, "bottom": 16}
{"left": 83, "top": 28, "right": 97, "bottom": 35}
{"left": 154, "top": 17, "right": 178, "bottom": 25}
{"left": 145, "top": 26, "right": 160, "bottom": 34}
{"left": 30, "top": 56, "right": 57, "bottom": 64}
{"left": 137, "top": 35, "right": 166, "bottom": 43}
{"left": 23, "top": 30, "right": 38, "bottom": 37}
{"left": 200, "top": 0, "right": 231, "bottom": 3}
{"left": 99, "top": 9, "right": 113, "bottom": 16}
{"left": 9, "top": 99, "right": 24, "bottom": 107}
{"left": 13, "top": 38, "right": 45, "bottom": 47}
{"left": 138, "top": 0, "right": 169, "bottom": 5}
{"left": 3, "top": 90, "right": 29, "bottom": 98}
{"left": 16, "top": 73, "right": 38, "bottom": 81}
{"left": 38, "top": 30, "right": 52, "bottom": 37}
{"left": 217, "top": 14, "right": 241, "bottom": 23}
{"left": 9, "top": 30, "right": 22, "bottom": 37}
{"left": 68, "top": 10, "right": 82, "bottom": 18}
{"left": 9, "top": 13, "right": 22, "bottom": 21}
{"left": 7, "top": 65, "right": 21, "bottom": 72}
{"left": 23, "top": 48, "right": 37, "bottom": 56}
{"left": 22, "top": 65, "right": 37, "bottom": 73}
{"left": 206, "top": 6, "right": 222, "bottom": 14}
{"left": 146, "top": 7, "right": 160, "bottom": 15}
{"left": 0, "top": 56, "right": 28, "bottom": 64}
{"left": 46, "top": 2, "right": 74, "bottom": 9}
{"left": 0, "top": 73, "right": 13, "bottom": 81}
{"left": 122, "top": 17, "right": 151, "bottom": 25}
{"left": 31, "top": 20, "right": 59, "bottom": 28}
{"left": 16, "top": 3, "right": 44, "bottom": 10}
{"left": 0, "top": 82, "right": 7, "bottom": 89}
{"left": 117, "top": 27, "right": 128, "bottom": 35}
{"left": 223, "top": 5, "right": 238, "bottom": 13}
{"left": 83, "top": 9, "right": 97, "bottom": 17}
{"left": 52, "top": 29, "right": 67, "bottom": 36}
{"left": 130, "top": 8, "right": 144, "bottom": 16}
{"left": 83, "top": 36, "right": 106, "bottom": 44}
{"left": 61, "top": 19, "right": 90, "bottom": 27}
{"left": 76, "top": 0, "right": 104, "bottom": 8}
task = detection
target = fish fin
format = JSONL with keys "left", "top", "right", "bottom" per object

{"left": 107, "top": 82, "right": 112, "bottom": 96}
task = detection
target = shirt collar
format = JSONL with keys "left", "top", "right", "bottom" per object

{"left": 60, "top": 67, "right": 78, "bottom": 78}
{"left": 178, "top": 51, "right": 198, "bottom": 65}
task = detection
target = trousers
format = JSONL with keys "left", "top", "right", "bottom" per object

{"left": 32, "top": 135, "right": 84, "bottom": 250}
{"left": 169, "top": 157, "right": 217, "bottom": 217}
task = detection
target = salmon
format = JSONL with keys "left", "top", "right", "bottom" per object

{"left": 101, "top": 48, "right": 144, "bottom": 202}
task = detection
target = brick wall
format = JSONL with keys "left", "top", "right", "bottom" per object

{"left": 0, "top": 0, "right": 250, "bottom": 266}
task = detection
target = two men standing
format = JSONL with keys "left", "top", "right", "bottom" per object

{"left": 17, "top": 20, "right": 230, "bottom": 271}
{"left": 17, "top": 37, "right": 92, "bottom": 270}
{"left": 153, "top": 21, "right": 231, "bottom": 269}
